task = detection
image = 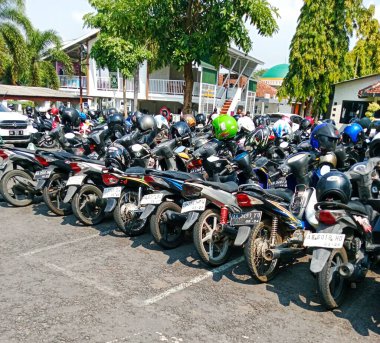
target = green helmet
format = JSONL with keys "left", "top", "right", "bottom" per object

{"left": 212, "top": 115, "right": 238, "bottom": 140}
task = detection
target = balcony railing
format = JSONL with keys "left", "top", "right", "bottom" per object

{"left": 149, "top": 79, "right": 202, "bottom": 96}
{"left": 96, "top": 77, "right": 134, "bottom": 91}
{"left": 59, "top": 75, "right": 87, "bottom": 89}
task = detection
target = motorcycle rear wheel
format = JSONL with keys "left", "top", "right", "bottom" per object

{"left": 72, "top": 184, "right": 106, "bottom": 225}
{"left": 244, "top": 221, "right": 282, "bottom": 283}
{"left": 193, "top": 209, "right": 231, "bottom": 267}
{"left": 0, "top": 170, "right": 34, "bottom": 207}
{"left": 316, "top": 248, "right": 348, "bottom": 310}
{"left": 42, "top": 173, "right": 72, "bottom": 216}
{"left": 150, "top": 201, "right": 184, "bottom": 249}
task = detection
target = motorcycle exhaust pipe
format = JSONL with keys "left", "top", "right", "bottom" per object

{"left": 264, "top": 247, "right": 304, "bottom": 261}
{"left": 338, "top": 263, "right": 355, "bottom": 278}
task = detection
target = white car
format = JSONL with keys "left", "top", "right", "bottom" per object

{"left": 0, "top": 104, "right": 35, "bottom": 145}
{"left": 268, "top": 112, "right": 303, "bottom": 132}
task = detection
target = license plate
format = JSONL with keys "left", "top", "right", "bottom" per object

{"left": 230, "top": 211, "right": 262, "bottom": 226}
{"left": 88, "top": 152, "right": 99, "bottom": 159}
{"left": 141, "top": 193, "right": 164, "bottom": 205}
{"left": 102, "top": 187, "right": 122, "bottom": 199}
{"left": 9, "top": 130, "right": 24, "bottom": 136}
{"left": 189, "top": 167, "right": 204, "bottom": 173}
{"left": 181, "top": 198, "right": 206, "bottom": 213}
{"left": 270, "top": 177, "right": 287, "bottom": 188}
{"left": 66, "top": 175, "right": 85, "bottom": 186}
{"left": 34, "top": 170, "right": 52, "bottom": 180}
{"left": 303, "top": 233, "right": 345, "bottom": 248}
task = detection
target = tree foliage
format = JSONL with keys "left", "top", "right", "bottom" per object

{"left": 280, "top": 0, "right": 365, "bottom": 116}
{"left": 85, "top": 0, "right": 279, "bottom": 113}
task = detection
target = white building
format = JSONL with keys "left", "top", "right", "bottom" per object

{"left": 56, "top": 31, "right": 262, "bottom": 116}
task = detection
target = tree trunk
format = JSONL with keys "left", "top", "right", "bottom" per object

{"left": 122, "top": 75, "right": 127, "bottom": 117}
{"left": 183, "top": 61, "right": 194, "bottom": 114}
{"left": 133, "top": 68, "right": 139, "bottom": 112}
{"left": 304, "top": 96, "right": 314, "bottom": 117}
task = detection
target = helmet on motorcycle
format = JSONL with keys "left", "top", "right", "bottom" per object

{"left": 358, "top": 117, "right": 371, "bottom": 130}
{"left": 305, "top": 116, "right": 315, "bottom": 126}
{"left": 342, "top": 123, "right": 364, "bottom": 145}
{"left": 169, "top": 121, "right": 191, "bottom": 139}
{"left": 369, "top": 132, "right": 380, "bottom": 157}
{"left": 212, "top": 115, "right": 238, "bottom": 140}
{"left": 245, "top": 126, "right": 271, "bottom": 151}
{"left": 137, "top": 115, "right": 156, "bottom": 132}
{"left": 316, "top": 170, "right": 352, "bottom": 204}
{"left": 161, "top": 109, "right": 172, "bottom": 123}
{"left": 319, "top": 152, "right": 338, "bottom": 168}
{"left": 253, "top": 115, "right": 265, "bottom": 127}
{"left": 262, "top": 115, "right": 271, "bottom": 127}
{"left": 61, "top": 108, "right": 80, "bottom": 127}
{"left": 300, "top": 118, "right": 312, "bottom": 131}
{"left": 195, "top": 113, "right": 206, "bottom": 126}
{"left": 88, "top": 110, "right": 99, "bottom": 120}
{"left": 310, "top": 123, "right": 340, "bottom": 151}
{"left": 25, "top": 106, "right": 33, "bottom": 115}
{"left": 272, "top": 119, "right": 292, "bottom": 138}
{"left": 323, "top": 119, "right": 336, "bottom": 127}
{"left": 50, "top": 108, "right": 59, "bottom": 116}
{"left": 183, "top": 114, "right": 196, "bottom": 130}
{"left": 107, "top": 113, "right": 125, "bottom": 130}
{"left": 238, "top": 116, "right": 255, "bottom": 132}
{"left": 131, "top": 111, "right": 144, "bottom": 123}
{"left": 154, "top": 114, "right": 169, "bottom": 131}
{"left": 105, "top": 143, "right": 131, "bottom": 170}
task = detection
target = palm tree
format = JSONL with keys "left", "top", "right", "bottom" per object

{"left": 0, "top": 0, "right": 31, "bottom": 84}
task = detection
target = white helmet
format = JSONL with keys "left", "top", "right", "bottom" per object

{"left": 238, "top": 116, "right": 255, "bottom": 132}
{"left": 154, "top": 114, "right": 169, "bottom": 131}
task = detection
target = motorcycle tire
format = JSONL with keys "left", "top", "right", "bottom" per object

{"left": 0, "top": 170, "right": 34, "bottom": 207}
{"left": 193, "top": 209, "right": 231, "bottom": 267}
{"left": 150, "top": 201, "right": 184, "bottom": 249}
{"left": 244, "top": 220, "right": 282, "bottom": 283}
{"left": 72, "top": 184, "right": 106, "bottom": 225}
{"left": 42, "top": 173, "right": 72, "bottom": 216}
{"left": 316, "top": 247, "right": 349, "bottom": 310}
{"left": 38, "top": 135, "right": 57, "bottom": 149}
{"left": 113, "top": 190, "right": 145, "bottom": 236}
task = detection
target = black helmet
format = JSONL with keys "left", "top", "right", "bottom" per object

{"left": 310, "top": 123, "right": 340, "bottom": 151}
{"left": 169, "top": 121, "right": 191, "bottom": 139}
{"left": 316, "top": 170, "right": 352, "bottom": 204}
{"left": 300, "top": 118, "right": 312, "bottom": 131}
{"left": 323, "top": 119, "right": 336, "bottom": 128}
{"left": 137, "top": 115, "right": 156, "bottom": 132}
{"left": 262, "top": 115, "right": 271, "bottom": 127}
{"left": 105, "top": 143, "right": 131, "bottom": 170}
{"left": 195, "top": 113, "right": 206, "bottom": 126}
{"left": 61, "top": 107, "right": 80, "bottom": 127}
{"left": 107, "top": 113, "right": 124, "bottom": 128}
{"left": 245, "top": 126, "right": 271, "bottom": 151}
{"left": 88, "top": 110, "right": 98, "bottom": 120}
{"left": 253, "top": 115, "right": 266, "bottom": 127}
{"left": 58, "top": 105, "right": 66, "bottom": 116}
{"left": 25, "top": 106, "right": 33, "bottom": 115}
{"left": 369, "top": 133, "right": 380, "bottom": 157}
{"left": 358, "top": 117, "right": 371, "bottom": 130}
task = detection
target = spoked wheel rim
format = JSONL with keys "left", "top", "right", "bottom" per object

{"left": 200, "top": 213, "right": 229, "bottom": 262}
{"left": 328, "top": 253, "right": 345, "bottom": 300}
{"left": 120, "top": 192, "right": 138, "bottom": 224}
{"left": 48, "top": 178, "right": 70, "bottom": 211}
{"left": 78, "top": 191, "right": 104, "bottom": 220}
{"left": 6, "top": 175, "right": 31, "bottom": 200}
{"left": 253, "top": 225, "right": 279, "bottom": 277}
{"left": 158, "top": 211, "right": 182, "bottom": 243}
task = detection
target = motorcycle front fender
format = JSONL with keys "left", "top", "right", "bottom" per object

{"left": 182, "top": 211, "right": 200, "bottom": 231}
{"left": 63, "top": 185, "right": 79, "bottom": 203}
{"left": 310, "top": 223, "right": 344, "bottom": 274}
{"left": 105, "top": 198, "right": 117, "bottom": 213}
{"left": 139, "top": 204, "right": 156, "bottom": 220}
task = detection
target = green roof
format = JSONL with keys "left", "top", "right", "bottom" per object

{"left": 262, "top": 64, "right": 289, "bottom": 79}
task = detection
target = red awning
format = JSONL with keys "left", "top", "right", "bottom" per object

{"left": 358, "top": 81, "right": 380, "bottom": 98}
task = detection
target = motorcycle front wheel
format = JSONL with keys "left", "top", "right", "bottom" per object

{"left": 193, "top": 209, "right": 231, "bottom": 266}
{"left": 42, "top": 173, "right": 72, "bottom": 215}
{"left": 244, "top": 221, "right": 282, "bottom": 283}
{"left": 0, "top": 170, "right": 35, "bottom": 207}
{"left": 72, "top": 184, "right": 106, "bottom": 225}
{"left": 316, "top": 248, "right": 348, "bottom": 310}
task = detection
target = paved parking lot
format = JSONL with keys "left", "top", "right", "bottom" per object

{"left": 1, "top": 195, "right": 379, "bottom": 343}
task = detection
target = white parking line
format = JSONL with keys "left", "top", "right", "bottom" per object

{"left": 19, "top": 230, "right": 114, "bottom": 257}
{"left": 44, "top": 262, "right": 121, "bottom": 297}
{"left": 142, "top": 256, "right": 244, "bottom": 306}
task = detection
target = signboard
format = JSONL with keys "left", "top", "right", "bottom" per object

{"left": 110, "top": 72, "right": 118, "bottom": 90}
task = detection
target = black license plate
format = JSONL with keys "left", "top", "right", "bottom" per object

{"left": 9, "top": 130, "right": 24, "bottom": 136}
{"left": 230, "top": 211, "right": 262, "bottom": 226}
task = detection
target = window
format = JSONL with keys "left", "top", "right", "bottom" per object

{"left": 340, "top": 101, "right": 369, "bottom": 124}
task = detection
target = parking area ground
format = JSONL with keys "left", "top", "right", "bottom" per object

{"left": 1, "top": 196, "right": 379, "bottom": 343}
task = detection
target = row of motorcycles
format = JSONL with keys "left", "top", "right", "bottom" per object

{"left": 1, "top": 107, "right": 380, "bottom": 310}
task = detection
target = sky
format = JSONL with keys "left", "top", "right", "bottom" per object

{"left": 25, "top": 0, "right": 380, "bottom": 69}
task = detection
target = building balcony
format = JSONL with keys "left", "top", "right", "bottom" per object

{"left": 59, "top": 75, "right": 87, "bottom": 89}
{"left": 149, "top": 79, "right": 202, "bottom": 97}
{"left": 96, "top": 77, "right": 134, "bottom": 92}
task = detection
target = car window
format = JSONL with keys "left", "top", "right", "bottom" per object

{"left": 291, "top": 115, "right": 301, "bottom": 124}
{"left": 0, "top": 104, "right": 11, "bottom": 112}
{"left": 269, "top": 114, "right": 282, "bottom": 123}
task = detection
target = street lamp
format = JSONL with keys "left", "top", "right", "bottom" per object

{"left": 79, "top": 43, "right": 88, "bottom": 111}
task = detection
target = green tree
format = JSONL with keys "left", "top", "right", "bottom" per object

{"left": 346, "top": 5, "right": 380, "bottom": 78}
{"left": 280, "top": 0, "right": 364, "bottom": 116}
{"left": 85, "top": 0, "right": 279, "bottom": 114}
{"left": 252, "top": 68, "right": 268, "bottom": 80}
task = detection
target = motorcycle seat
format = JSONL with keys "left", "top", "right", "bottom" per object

{"left": 124, "top": 166, "right": 146, "bottom": 175}
{"left": 347, "top": 200, "right": 374, "bottom": 217}
{"left": 147, "top": 169, "right": 203, "bottom": 181}
{"left": 239, "top": 184, "right": 292, "bottom": 203}
{"left": 265, "top": 188, "right": 293, "bottom": 203}
{"left": 191, "top": 180, "right": 239, "bottom": 193}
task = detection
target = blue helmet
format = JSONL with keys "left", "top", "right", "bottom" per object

{"left": 272, "top": 119, "right": 291, "bottom": 138}
{"left": 310, "top": 123, "right": 340, "bottom": 151}
{"left": 342, "top": 123, "right": 364, "bottom": 144}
